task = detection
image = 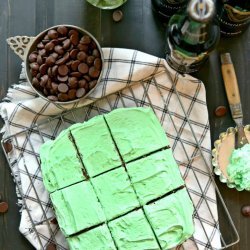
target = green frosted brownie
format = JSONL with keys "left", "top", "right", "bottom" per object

{"left": 144, "top": 188, "right": 194, "bottom": 249}
{"left": 92, "top": 167, "right": 140, "bottom": 220}
{"left": 67, "top": 224, "right": 116, "bottom": 250}
{"left": 108, "top": 209, "right": 159, "bottom": 250}
{"left": 104, "top": 107, "right": 169, "bottom": 162}
{"left": 126, "top": 149, "right": 185, "bottom": 204}
{"left": 50, "top": 181, "right": 105, "bottom": 236}
{"left": 70, "top": 115, "right": 122, "bottom": 177}
{"left": 40, "top": 128, "right": 85, "bottom": 193}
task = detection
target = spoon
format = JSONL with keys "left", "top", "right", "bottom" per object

{"left": 220, "top": 52, "right": 249, "bottom": 149}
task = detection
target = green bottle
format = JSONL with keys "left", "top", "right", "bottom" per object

{"left": 166, "top": 0, "right": 220, "bottom": 74}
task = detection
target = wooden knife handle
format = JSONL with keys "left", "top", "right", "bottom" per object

{"left": 220, "top": 53, "right": 241, "bottom": 106}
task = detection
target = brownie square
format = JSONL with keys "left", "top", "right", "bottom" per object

{"left": 70, "top": 115, "right": 122, "bottom": 177}
{"left": 40, "top": 128, "right": 85, "bottom": 193}
{"left": 92, "top": 167, "right": 140, "bottom": 220}
{"left": 67, "top": 224, "right": 116, "bottom": 250}
{"left": 144, "top": 188, "right": 194, "bottom": 249}
{"left": 126, "top": 149, "right": 184, "bottom": 204}
{"left": 109, "top": 209, "right": 159, "bottom": 250}
{"left": 50, "top": 181, "right": 105, "bottom": 236}
{"left": 105, "top": 107, "right": 169, "bottom": 162}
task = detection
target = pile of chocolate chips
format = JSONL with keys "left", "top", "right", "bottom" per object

{"left": 28, "top": 26, "right": 102, "bottom": 102}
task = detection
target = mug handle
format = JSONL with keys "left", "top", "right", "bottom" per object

{"left": 6, "top": 36, "right": 35, "bottom": 61}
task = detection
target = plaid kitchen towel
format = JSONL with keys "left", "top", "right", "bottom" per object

{"left": 1, "top": 48, "right": 221, "bottom": 250}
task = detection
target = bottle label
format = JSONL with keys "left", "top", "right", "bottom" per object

{"left": 217, "top": 2, "right": 250, "bottom": 35}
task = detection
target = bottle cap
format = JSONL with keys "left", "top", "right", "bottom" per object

{"left": 187, "top": 0, "right": 215, "bottom": 22}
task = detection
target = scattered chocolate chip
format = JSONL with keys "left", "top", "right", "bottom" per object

{"left": 3, "top": 140, "right": 13, "bottom": 153}
{"left": 50, "top": 218, "right": 58, "bottom": 224}
{"left": 89, "top": 80, "right": 98, "bottom": 89}
{"left": 46, "top": 243, "right": 57, "bottom": 250}
{"left": 112, "top": 9, "right": 123, "bottom": 22}
{"left": 0, "top": 202, "right": 9, "bottom": 213}
{"left": 241, "top": 205, "right": 250, "bottom": 217}
{"left": 214, "top": 106, "right": 227, "bottom": 117}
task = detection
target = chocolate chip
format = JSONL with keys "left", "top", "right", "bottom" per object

{"left": 47, "top": 95, "right": 58, "bottom": 101}
{"left": 77, "top": 51, "right": 87, "bottom": 62}
{"left": 58, "top": 83, "right": 69, "bottom": 93}
{"left": 83, "top": 75, "right": 91, "bottom": 82}
{"left": 58, "top": 93, "right": 69, "bottom": 102}
{"left": 32, "top": 77, "right": 40, "bottom": 87}
{"left": 80, "top": 35, "right": 91, "bottom": 45}
{"left": 112, "top": 10, "right": 123, "bottom": 22}
{"left": 46, "top": 56, "right": 56, "bottom": 66}
{"left": 89, "top": 66, "right": 100, "bottom": 78}
{"left": 37, "top": 42, "right": 44, "bottom": 49}
{"left": 92, "top": 49, "right": 100, "bottom": 58}
{"left": 55, "top": 52, "right": 69, "bottom": 65}
{"left": 40, "top": 75, "right": 49, "bottom": 87}
{"left": 0, "top": 202, "right": 9, "bottom": 213}
{"left": 89, "top": 80, "right": 98, "bottom": 89}
{"left": 78, "top": 63, "right": 89, "bottom": 74}
{"left": 57, "top": 75, "right": 68, "bottom": 82}
{"left": 51, "top": 52, "right": 59, "bottom": 59}
{"left": 77, "top": 43, "right": 88, "bottom": 52}
{"left": 48, "top": 30, "right": 58, "bottom": 39}
{"left": 70, "top": 72, "right": 82, "bottom": 78}
{"left": 94, "top": 58, "right": 102, "bottom": 70}
{"left": 28, "top": 52, "right": 38, "bottom": 63}
{"left": 76, "top": 88, "right": 86, "bottom": 98}
{"left": 3, "top": 140, "right": 13, "bottom": 153}
{"left": 37, "top": 54, "right": 43, "bottom": 65}
{"left": 30, "top": 62, "right": 39, "bottom": 71}
{"left": 78, "top": 79, "right": 87, "bottom": 88}
{"left": 57, "top": 26, "right": 68, "bottom": 36}
{"left": 45, "top": 42, "right": 55, "bottom": 52}
{"left": 68, "top": 89, "right": 77, "bottom": 100}
{"left": 70, "top": 33, "right": 79, "bottom": 46}
{"left": 58, "top": 65, "right": 69, "bottom": 76}
{"left": 62, "top": 39, "right": 71, "bottom": 50}
{"left": 71, "top": 60, "right": 81, "bottom": 71}
{"left": 43, "top": 88, "right": 49, "bottom": 96}
{"left": 52, "top": 65, "right": 58, "bottom": 76}
{"left": 38, "top": 49, "right": 47, "bottom": 57}
{"left": 69, "top": 29, "right": 79, "bottom": 37}
{"left": 241, "top": 205, "right": 250, "bottom": 217}
{"left": 30, "top": 69, "right": 38, "bottom": 77}
{"left": 51, "top": 82, "right": 59, "bottom": 91}
{"left": 50, "top": 218, "right": 58, "bottom": 225}
{"left": 68, "top": 77, "right": 78, "bottom": 89}
{"left": 70, "top": 49, "right": 79, "bottom": 59}
{"left": 214, "top": 106, "right": 227, "bottom": 117}
{"left": 39, "top": 64, "right": 48, "bottom": 75}
{"left": 54, "top": 45, "right": 64, "bottom": 55}
{"left": 86, "top": 56, "right": 95, "bottom": 66}
{"left": 46, "top": 243, "right": 57, "bottom": 250}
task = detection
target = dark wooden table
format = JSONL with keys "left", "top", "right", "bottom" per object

{"left": 0, "top": 1, "right": 249, "bottom": 249}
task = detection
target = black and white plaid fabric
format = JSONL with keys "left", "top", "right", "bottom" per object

{"left": 0, "top": 48, "right": 221, "bottom": 250}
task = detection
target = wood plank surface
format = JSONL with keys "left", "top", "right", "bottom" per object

{"left": 0, "top": 0, "right": 249, "bottom": 250}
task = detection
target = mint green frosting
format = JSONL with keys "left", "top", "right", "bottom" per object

{"left": 50, "top": 181, "right": 105, "bottom": 236}
{"left": 92, "top": 167, "right": 140, "bottom": 220}
{"left": 105, "top": 108, "right": 169, "bottom": 162}
{"left": 40, "top": 128, "right": 85, "bottom": 193}
{"left": 227, "top": 144, "right": 250, "bottom": 191}
{"left": 87, "top": 0, "right": 127, "bottom": 9}
{"left": 70, "top": 115, "right": 121, "bottom": 177}
{"left": 67, "top": 224, "right": 116, "bottom": 250}
{"left": 127, "top": 149, "right": 184, "bottom": 205}
{"left": 109, "top": 209, "right": 159, "bottom": 250}
{"left": 144, "top": 188, "right": 194, "bottom": 249}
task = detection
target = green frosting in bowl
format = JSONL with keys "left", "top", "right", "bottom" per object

{"left": 227, "top": 143, "right": 250, "bottom": 191}
{"left": 87, "top": 0, "right": 127, "bottom": 9}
